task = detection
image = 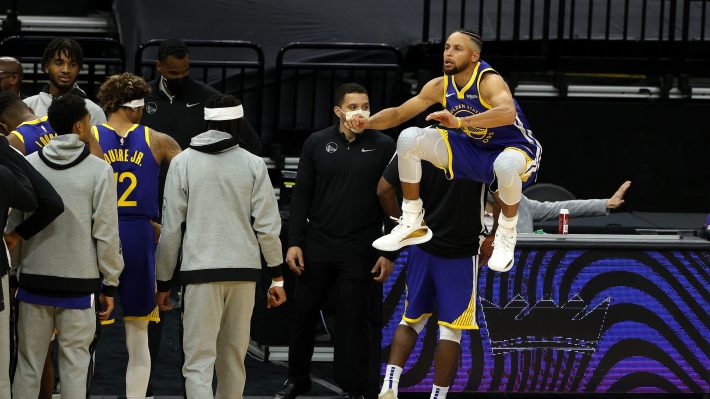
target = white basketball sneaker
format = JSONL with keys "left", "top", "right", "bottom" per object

{"left": 378, "top": 389, "right": 398, "bottom": 399}
{"left": 373, "top": 206, "right": 432, "bottom": 252}
{"left": 487, "top": 214, "right": 518, "bottom": 272}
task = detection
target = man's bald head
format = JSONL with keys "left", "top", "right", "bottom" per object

{"left": 0, "top": 57, "right": 22, "bottom": 73}
{"left": 0, "top": 57, "right": 23, "bottom": 96}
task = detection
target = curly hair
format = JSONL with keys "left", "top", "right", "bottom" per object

{"left": 97, "top": 72, "right": 152, "bottom": 114}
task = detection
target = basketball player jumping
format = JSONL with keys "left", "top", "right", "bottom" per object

{"left": 347, "top": 30, "right": 542, "bottom": 272}
{"left": 95, "top": 73, "right": 181, "bottom": 399}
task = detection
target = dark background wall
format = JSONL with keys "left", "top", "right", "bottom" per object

{"left": 520, "top": 98, "right": 709, "bottom": 212}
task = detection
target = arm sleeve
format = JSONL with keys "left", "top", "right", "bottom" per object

{"left": 529, "top": 198, "right": 609, "bottom": 222}
{"left": 0, "top": 166, "right": 37, "bottom": 212}
{"left": 382, "top": 154, "right": 400, "bottom": 187}
{"left": 92, "top": 166, "right": 124, "bottom": 296}
{"left": 155, "top": 160, "right": 188, "bottom": 290}
{"left": 378, "top": 143, "right": 400, "bottom": 261}
{"left": 241, "top": 116, "right": 263, "bottom": 155}
{"left": 287, "top": 138, "right": 315, "bottom": 247}
{"left": 5, "top": 151, "right": 64, "bottom": 239}
{"left": 250, "top": 159, "right": 284, "bottom": 269}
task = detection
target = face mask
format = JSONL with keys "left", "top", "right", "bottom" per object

{"left": 163, "top": 76, "right": 188, "bottom": 95}
{"left": 339, "top": 108, "right": 370, "bottom": 133}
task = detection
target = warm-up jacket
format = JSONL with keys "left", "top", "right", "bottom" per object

{"left": 0, "top": 136, "right": 64, "bottom": 277}
{"left": 24, "top": 84, "right": 107, "bottom": 126}
{"left": 0, "top": 165, "right": 36, "bottom": 311}
{"left": 7, "top": 134, "right": 123, "bottom": 296}
{"left": 155, "top": 130, "right": 282, "bottom": 291}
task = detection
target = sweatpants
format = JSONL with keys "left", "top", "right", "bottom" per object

{"left": 12, "top": 301, "right": 95, "bottom": 399}
{"left": 182, "top": 281, "right": 256, "bottom": 399}
{"left": 0, "top": 274, "right": 9, "bottom": 399}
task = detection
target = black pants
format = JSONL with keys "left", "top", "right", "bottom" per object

{"left": 287, "top": 248, "right": 378, "bottom": 394}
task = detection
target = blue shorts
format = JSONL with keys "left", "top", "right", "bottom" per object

{"left": 438, "top": 127, "right": 541, "bottom": 192}
{"left": 403, "top": 245, "right": 479, "bottom": 330}
{"left": 105, "top": 218, "right": 159, "bottom": 324}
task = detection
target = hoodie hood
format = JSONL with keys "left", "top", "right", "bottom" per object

{"left": 189, "top": 130, "right": 239, "bottom": 154}
{"left": 38, "top": 134, "right": 90, "bottom": 170}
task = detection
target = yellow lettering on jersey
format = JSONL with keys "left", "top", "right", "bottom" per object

{"left": 130, "top": 151, "right": 144, "bottom": 166}
{"left": 33, "top": 133, "right": 57, "bottom": 149}
{"left": 104, "top": 149, "right": 145, "bottom": 166}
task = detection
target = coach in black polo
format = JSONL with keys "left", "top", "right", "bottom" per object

{"left": 140, "top": 39, "right": 262, "bottom": 154}
{"left": 274, "top": 83, "right": 395, "bottom": 399}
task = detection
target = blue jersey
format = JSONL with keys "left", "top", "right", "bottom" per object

{"left": 442, "top": 59, "right": 539, "bottom": 159}
{"left": 94, "top": 123, "right": 160, "bottom": 220}
{"left": 10, "top": 116, "right": 57, "bottom": 155}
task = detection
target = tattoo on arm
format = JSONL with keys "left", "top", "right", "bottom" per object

{"left": 152, "top": 131, "right": 181, "bottom": 164}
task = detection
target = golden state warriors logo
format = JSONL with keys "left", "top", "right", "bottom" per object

{"left": 450, "top": 104, "right": 489, "bottom": 140}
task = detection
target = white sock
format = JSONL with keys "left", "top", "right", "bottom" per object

{"left": 498, "top": 213, "right": 518, "bottom": 229}
{"left": 380, "top": 364, "right": 403, "bottom": 396}
{"left": 402, "top": 198, "right": 423, "bottom": 214}
{"left": 430, "top": 384, "right": 449, "bottom": 399}
{"left": 125, "top": 319, "right": 151, "bottom": 398}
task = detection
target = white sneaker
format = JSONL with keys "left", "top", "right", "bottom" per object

{"left": 488, "top": 223, "right": 517, "bottom": 272}
{"left": 379, "top": 389, "right": 398, "bottom": 399}
{"left": 373, "top": 209, "right": 433, "bottom": 251}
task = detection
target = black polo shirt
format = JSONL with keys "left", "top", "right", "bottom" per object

{"left": 140, "top": 77, "right": 262, "bottom": 154}
{"left": 288, "top": 124, "right": 395, "bottom": 258}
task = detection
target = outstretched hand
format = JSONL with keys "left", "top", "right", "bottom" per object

{"left": 607, "top": 181, "right": 631, "bottom": 209}
{"left": 344, "top": 113, "right": 369, "bottom": 131}
{"left": 425, "top": 109, "right": 459, "bottom": 129}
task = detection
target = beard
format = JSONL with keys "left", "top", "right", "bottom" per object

{"left": 443, "top": 61, "right": 464, "bottom": 75}
{"left": 48, "top": 73, "right": 75, "bottom": 91}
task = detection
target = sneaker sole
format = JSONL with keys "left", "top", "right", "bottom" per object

{"left": 372, "top": 228, "right": 433, "bottom": 252}
{"left": 487, "top": 258, "right": 514, "bottom": 272}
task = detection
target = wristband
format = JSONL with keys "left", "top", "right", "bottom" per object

{"left": 456, "top": 117, "right": 462, "bottom": 129}
{"left": 269, "top": 280, "right": 284, "bottom": 289}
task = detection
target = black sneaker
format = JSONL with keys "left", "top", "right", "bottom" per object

{"left": 272, "top": 379, "right": 311, "bottom": 399}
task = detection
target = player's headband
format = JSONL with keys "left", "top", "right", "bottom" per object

{"left": 122, "top": 98, "right": 145, "bottom": 108}
{"left": 204, "top": 105, "right": 244, "bottom": 121}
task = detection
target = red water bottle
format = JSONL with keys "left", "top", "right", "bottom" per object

{"left": 559, "top": 208, "right": 569, "bottom": 234}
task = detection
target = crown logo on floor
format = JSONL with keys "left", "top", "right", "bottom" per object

{"left": 480, "top": 294, "right": 610, "bottom": 355}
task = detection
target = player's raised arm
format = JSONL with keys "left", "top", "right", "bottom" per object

{"left": 346, "top": 77, "right": 444, "bottom": 131}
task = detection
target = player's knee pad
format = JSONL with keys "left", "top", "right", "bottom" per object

{"left": 439, "top": 325, "right": 462, "bottom": 344}
{"left": 400, "top": 316, "right": 429, "bottom": 334}
{"left": 493, "top": 150, "right": 526, "bottom": 205}
{"left": 396, "top": 127, "right": 425, "bottom": 160}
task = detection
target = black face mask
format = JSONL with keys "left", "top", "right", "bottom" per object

{"left": 163, "top": 76, "right": 188, "bottom": 96}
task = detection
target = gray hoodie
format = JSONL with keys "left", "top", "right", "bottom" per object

{"left": 155, "top": 130, "right": 282, "bottom": 289}
{"left": 7, "top": 134, "right": 123, "bottom": 296}
{"left": 24, "top": 85, "right": 106, "bottom": 127}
